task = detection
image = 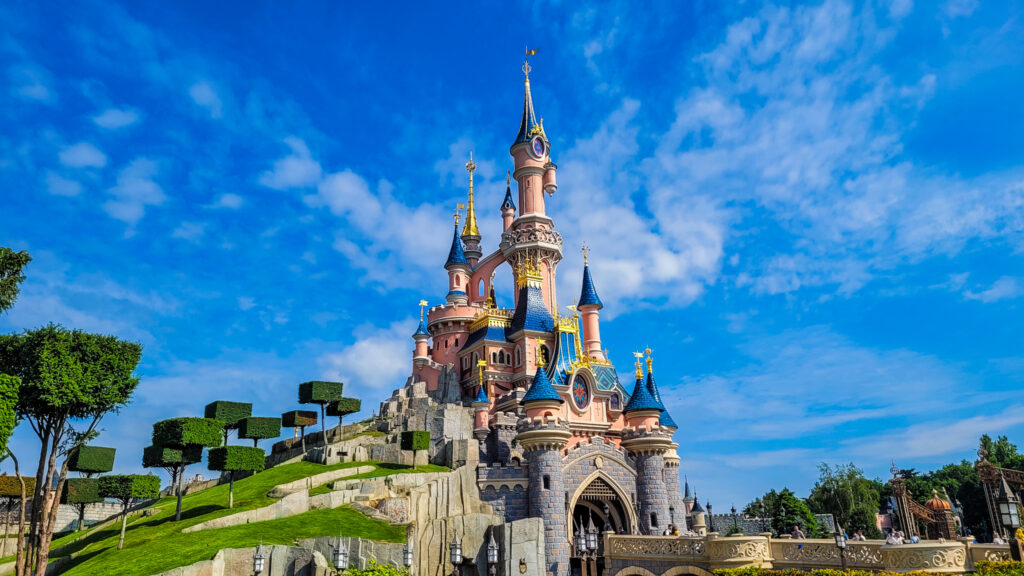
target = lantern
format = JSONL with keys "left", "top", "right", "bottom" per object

{"left": 834, "top": 525, "right": 847, "bottom": 549}
{"left": 998, "top": 473, "right": 1021, "bottom": 529}
{"left": 586, "top": 515, "right": 598, "bottom": 551}
{"left": 253, "top": 539, "right": 266, "bottom": 574}
{"left": 487, "top": 532, "right": 499, "bottom": 566}
{"left": 403, "top": 545, "right": 414, "bottom": 568}
{"left": 450, "top": 533, "right": 463, "bottom": 566}
{"left": 333, "top": 531, "right": 349, "bottom": 570}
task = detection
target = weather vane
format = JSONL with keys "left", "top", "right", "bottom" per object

{"left": 418, "top": 299, "right": 428, "bottom": 321}
{"left": 523, "top": 46, "right": 538, "bottom": 79}
{"left": 466, "top": 151, "right": 476, "bottom": 175}
{"left": 453, "top": 204, "right": 464, "bottom": 226}
{"left": 582, "top": 242, "right": 589, "bottom": 266}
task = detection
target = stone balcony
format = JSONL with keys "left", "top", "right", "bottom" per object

{"left": 601, "top": 533, "right": 1012, "bottom": 576}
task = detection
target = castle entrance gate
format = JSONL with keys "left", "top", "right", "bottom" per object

{"left": 571, "top": 477, "right": 633, "bottom": 576}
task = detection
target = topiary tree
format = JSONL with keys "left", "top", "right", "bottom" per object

{"left": 150, "top": 417, "right": 222, "bottom": 521}
{"left": 66, "top": 445, "right": 115, "bottom": 531}
{"left": 142, "top": 444, "right": 202, "bottom": 497}
{"left": 60, "top": 478, "right": 102, "bottom": 533}
{"left": 238, "top": 417, "right": 281, "bottom": 448}
{"left": 204, "top": 401, "right": 252, "bottom": 446}
{"left": 400, "top": 431, "right": 430, "bottom": 468}
{"left": 327, "top": 397, "right": 361, "bottom": 434}
{"left": 299, "top": 381, "right": 343, "bottom": 463}
{"left": 99, "top": 474, "right": 160, "bottom": 550}
{"left": 207, "top": 446, "right": 265, "bottom": 509}
{"left": 0, "top": 475, "right": 34, "bottom": 557}
{"left": 281, "top": 410, "right": 317, "bottom": 453}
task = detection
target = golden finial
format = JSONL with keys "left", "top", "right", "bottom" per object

{"left": 633, "top": 351, "right": 644, "bottom": 379}
{"left": 523, "top": 47, "right": 537, "bottom": 80}
{"left": 453, "top": 204, "right": 464, "bottom": 227}
{"left": 506, "top": 169, "right": 511, "bottom": 188}
{"left": 462, "top": 153, "right": 479, "bottom": 237}
{"left": 536, "top": 345, "right": 547, "bottom": 367}
{"left": 645, "top": 347, "right": 653, "bottom": 373}
{"left": 418, "top": 300, "right": 428, "bottom": 321}
{"left": 582, "top": 242, "right": 589, "bottom": 266}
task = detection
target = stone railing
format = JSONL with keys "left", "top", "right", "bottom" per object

{"left": 601, "top": 534, "right": 1011, "bottom": 576}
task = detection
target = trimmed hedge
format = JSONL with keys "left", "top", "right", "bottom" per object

{"left": 400, "top": 430, "right": 430, "bottom": 452}
{"left": 62, "top": 477, "right": 102, "bottom": 504}
{"left": 152, "top": 417, "right": 223, "bottom": 448}
{"left": 0, "top": 374, "right": 17, "bottom": 455}
{"left": 204, "top": 400, "right": 252, "bottom": 429}
{"left": 299, "top": 380, "right": 343, "bottom": 404}
{"left": 0, "top": 474, "right": 35, "bottom": 498}
{"left": 281, "top": 410, "right": 317, "bottom": 428}
{"left": 207, "top": 446, "right": 266, "bottom": 473}
{"left": 99, "top": 474, "right": 161, "bottom": 502}
{"left": 327, "top": 397, "right": 361, "bottom": 417}
{"left": 67, "top": 445, "right": 116, "bottom": 474}
{"left": 142, "top": 444, "right": 203, "bottom": 468}
{"left": 238, "top": 417, "right": 282, "bottom": 442}
{"left": 976, "top": 561, "right": 1024, "bottom": 576}
{"left": 713, "top": 569, "right": 944, "bottom": 576}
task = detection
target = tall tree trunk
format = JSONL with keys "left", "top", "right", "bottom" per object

{"left": 117, "top": 503, "right": 128, "bottom": 550}
{"left": 300, "top": 427, "right": 306, "bottom": 453}
{"left": 228, "top": 473, "right": 234, "bottom": 509}
{"left": 33, "top": 425, "right": 64, "bottom": 576}
{"left": 320, "top": 404, "right": 328, "bottom": 464}
{"left": 26, "top": 425, "right": 51, "bottom": 573}
{"left": 75, "top": 503, "right": 85, "bottom": 533}
{"left": 2, "top": 501, "right": 11, "bottom": 557}
{"left": 174, "top": 464, "right": 184, "bottom": 522}
{"left": 12, "top": 451, "right": 27, "bottom": 576}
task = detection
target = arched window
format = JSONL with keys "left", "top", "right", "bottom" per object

{"left": 472, "top": 352, "right": 478, "bottom": 365}
{"left": 498, "top": 351, "right": 505, "bottom": 364}
{"left": 455, "top": 275, "right": 460, "bottom": 287}
{"left": 479, "top": 279, "right": 486, "bottom": 298}
{"left": 455, "top": 338, "right": 459, "bottom": 346}
{"left": 492, "top": 352, "right": 497, "bottom": 364}
{"left": 543, "top": 475, "right": 550, "bottom": 490}
{"left": 514, "top": 347, "right": 521, "bottom": 367}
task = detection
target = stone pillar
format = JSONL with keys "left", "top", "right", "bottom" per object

{"left": 517, "top": 417, "right": 571, "bottom": 576}
{"left": 494, "top": 413, "right": 518, "bottom": 465}
{"left": 663, "top": 448, "right": 687, "bottom": 532}
{"left": 621, "top": 427, "right": 674, "bottom": 536}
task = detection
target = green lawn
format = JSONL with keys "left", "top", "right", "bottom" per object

{"left": 14, "top": 460, "right": 430, "bottom": 576}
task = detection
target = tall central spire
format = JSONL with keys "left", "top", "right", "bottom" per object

{"left": 461, "top": 152, "right": 480, "bottom": 238}
{"left": 515, "top": 51, "right": 542, "bottom": 145}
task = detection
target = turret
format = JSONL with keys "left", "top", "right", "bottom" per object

{"left": 461, "top": 153, "right": 482, "bottom": 265}
{"left": 501, "top": 170, "right": 516, "bottom": 232}
{"left": 621, "top": 355, "right": 673, "bottom": 535}
{"left": 645, "top": 349, "right": 677, "bottom": 429}
{"left": 473, "top": 367, "right": 490, "bottom": 443}
{"left": 445, "top": 220, "right": 470, "bottom": 305}
{"left": 690, "top": 495, "right": 707, "bottom": 536}
{"left": 413, "top": 304, "right": 430, "bottom": 360}
{"left": 511, "top": 57, "right": 552, "bottom": 218}
{"left": 577, "top": 246, "right": 605, "bottom": 361}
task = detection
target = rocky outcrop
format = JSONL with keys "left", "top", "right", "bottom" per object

{"left": 154, "top": 545, "right": 330, "bottom": 576}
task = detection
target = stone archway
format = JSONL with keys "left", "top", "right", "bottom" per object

{"left": 612, "top": 568, "right": 657, "bottom": 576}
{"left": 568, "top": 470, "right": 637, "bottom": 536}
{"left": 661, "top": 566, "right": 715, "bottom": 576}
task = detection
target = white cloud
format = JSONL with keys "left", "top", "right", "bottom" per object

{"left": 189, "top": 81, "right": 223, "bottom": 118}
{"left": 258, "top": 137, "right": 322, "bottom": 190}
{"left": 237, "top": 296, "right": 256, "bottom": 311}
{"left": 171, "top": 221, "right": 206, "bottom": 243}
{"left": 59, "top": 142, "right": 107, "bottom": 168}
{"left": 9, "top": 65, "right": 54, "bottom": 103}
{"left": 213, "top": 193, "right": 244, "bottom": 209}
{"left": 44, "top": 172, "right": 82, "bottom": 197}
{"left": 943, "top": 0, "right": 978, "bottom": 19}
{"left": 103, "top": 158, "right": 166, "bottom": 225}
{"left": 850, "top": 406, "right": 1024, "bottom": 459}
{"left": 93, "top": 107, "right": 140, "bottom": 129}
{"left": 316, "top": 321, "right": 415, "bottom": 400}
{"left": 964, "top": 277, "right": 1022, "bottom": 303}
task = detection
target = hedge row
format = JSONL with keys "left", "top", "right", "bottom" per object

{"left": 67, "top": 445, "right": 116, "bottom": 474}
{"left": 400, "top": 430, "right": 430, "bottom": 452}
{"left": 62, "top": 477, "right": 103, "bottom": 504}
{"left": 239, "top": 417, "right": 281, "bottom": 441}
{"left": 207, "top": 446, "right": 266, "bottom": 473}
{"left": 0, "top": 474, "right": 35, "bottom": 498}
{"left": 713, "top": 569, "right": 965, "bottom": 576}
{"left": 204, "top": 400, "right": 252, "bottom": 429}
{"left": 99, "top": 474, "right": 161, "bottom": 502}
{"left": 281, "top": 410, "right": 317, "bottom": 428}
{"left": 0, "top": 374, "right": 17, "bottom": 455}
{"left": 976, "top": 561, "right": 1024, "bottom": 576}
{"left": 327, "top": 397, "right": 361, "bottom": 417}
{"left": 152, "top": 417, "right": 223, "bottom": 448}
{"left": 142, "top": 444, "right": 203, "bottom": 468}
{"left": 299, "top": 381, "right": 343, "bottom": 404}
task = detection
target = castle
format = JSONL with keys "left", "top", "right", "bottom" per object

{"left": 398, "top": 58, "right": 689, "bottom": 576}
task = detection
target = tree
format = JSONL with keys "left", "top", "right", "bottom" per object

{"left": 207, "top": 446, "right": 265, "bottom": 508}
{"left": 0, "top": 248, "right": 31, "bottom": 315}
{"left": 894, "top": 460, "right": 988, "bottom": 537}
{"left": 299, "top": 381, "right": 343, "bottom": 463}
{"left": 806, "top": 463, "right": 883, "bottom": 539}
{"left": 204, "top": 401, "right": 252, "bottom": 446}
{"left": 149, "top": 417, "right": 222, "bottom": 522}
{"left": 281, "top": 410, "right": 317, "bottom": 453}
{"left": 981, "top": 434, "right": 1024, "bottom": 471}
{"left": 0, "top": 324, "right": 141, "bottom": 575}
{"left": 400, "top": 431, "right": 430, "bottom": 467}
{"left": 0, "top": 475, "right": 35, "bottom": 557}
{"left": 238, "top": 417, "right": 281, "bottom": 448}
{"left": 327, "top": 397, "right": 361, "bottom": 433}
{"left": 98, "top": 474, "right": 160, "bottom": 550}
{"left": 744, "top": 488, "right": 819, "bottom": 537}
{"left": 65, "top": 445, "right": 115, "bottom": 531}
{"left": 0, "top": 375, "right": 18, "bottom": 456}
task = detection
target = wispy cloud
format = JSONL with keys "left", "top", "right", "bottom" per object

{"left": 59, "top": 142, "right": 106, "bottom": 168}
{"left": 258, "top": 137, "right": 322, "bottom": 190}
{"left": 93, "top": 107, "right": 140, "bottom": 129}
{"left": 965, "top": 277, "right": 1022, "bottom": 303}
{"left": 189, "top": 81, "right": 223, "bottom": 118}
{"left": 44, "top": 172, "right": 82, "bottom": 197}
{"left": 103, "top": 158, "right": 166, "bottom": 225}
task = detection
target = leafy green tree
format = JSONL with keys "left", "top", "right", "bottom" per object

{"left": 0, "top": 248, "right": 30, "bottom": 315}
{"left": 281, "top": 410, "right": 317, "bottom": 453}
{"left": 149, "top": 417, "right": 222, "bottom": 522}
{"left": 0, "top": 324, "right": 141, "bottom": 575}
{"left": 981, "top": 435, "right": 1024, "bottom": 471}
{"left": 99, "top": 474, "right": 160, "bottom": 551}
{"left": 204, "top": 401, "right": 252, "bottom": 446}
{"left": 66, "top": 445, "right": 115, "bottom": 532}
{"left": 238, "top": 417, "right": 281, "bottom": 448}
{"left": 0, "top": 375, "right": 17, "bottom": 457}
{"left": 207, "top": 445, "right": 265, "bottom": 508}
{"left": 60, "top": 478, "right": 103, "bottom": 533}
{"left": 806, "top": 463, "right": 883, "bottom": 539}
{"left": 400, "top": 431, "right": 430, "bottom": 467}
{"left": 328, "top": 397, "right": 362, "bottom": 432}
{"left": 744, "top": 488, "right": 820, "bottom": 537}
{"left": 299, "top": 381, "right": 344, "bottom": 462}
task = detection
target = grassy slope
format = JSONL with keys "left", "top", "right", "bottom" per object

{"left": 308, "top": 463, "right": 449, "bottom": 496}
{"left": 30, "top": 460, "right": 433, "bottom": 576}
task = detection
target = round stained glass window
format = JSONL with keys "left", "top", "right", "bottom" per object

{"left": 572, "top": 378, "right": 589, "bottom": 410}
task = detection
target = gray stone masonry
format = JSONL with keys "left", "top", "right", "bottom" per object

{"left": 663, "top": 460, "right": 687, "bottom": 530}
{"left": 635, "top": 452, "right": 670, "bottom": 535}
{"left": 527, "top": 447, "right": 569, "bottom": 576}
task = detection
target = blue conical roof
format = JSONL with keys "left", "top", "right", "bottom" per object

{"left": 578, "top": 265, "right": 603, "bottom": 309}
{"left": 691, "top": 497, "right": 705, "bottom": 513}
{"left": 624, "top": 372, "right": 662, "bottom": 413}
{"left": 645, "top": 368, "right": 675, "bottom": 427}
{"left": 515, "top": 76, "right": 542, "bottom": 145}
{"left": 521, "top": 365, "right": 563, "bottom": 405}
{"left": 413, "top": 319, "right": 429, "bottom": 337}
{"left": 501, "top": 184, "right": 516, "bottom": 212}
{"left": 445, "top": 226, "right": 468, "bottom": 268}
{"left": 474, "top": 384, "right": 489, "bottom": 404}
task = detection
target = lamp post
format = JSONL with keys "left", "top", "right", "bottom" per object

{"left": 997, "top": 472, "right": 1022, "bottom": 560}
{"left": 833, "top": 524, "right": 847, "bottom": 571}
{"left": 403, "top": 540, "right": 414, "bottom": 574}
{"left": 333, "top": 531, "right": 349, "bottom": 572}
{"left": 780, "top": 506, "right": 787, "bottom": 536}
{"left": 487, "top": 531, "right": 499, "bottom": 576}
{"left": 253, "top": 539, "right": 266, "bottom": 575}
{"left": 449, "top": 534, "right": 463, "bottom": 576}
{"left": 707, "top": 502, "right": 714, "bottom": 533}
{"left": 731, "top": 505, "right": 739, "bottom": 533}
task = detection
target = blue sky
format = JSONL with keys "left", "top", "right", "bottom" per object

{"left": 2, "top": 0, "right": 1024, "bottom": 507}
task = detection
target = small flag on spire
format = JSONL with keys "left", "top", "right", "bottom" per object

{"left": 526, "top": 48, "right": 538, "bottom": 57}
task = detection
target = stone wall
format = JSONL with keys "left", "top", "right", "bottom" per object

{"left": 561, "top": 439, "right": 638, "bottom": 529}
{"left": 478, "top": 462, "right": 529, "bottom": 522}
{"left": 154, "top": 544, "right": 331, "bottom": 576}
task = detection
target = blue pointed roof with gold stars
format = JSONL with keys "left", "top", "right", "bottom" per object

{"left": 624, "top": 366, "right": 663, "bottom": 414}
{"left": 445, "top": 225, "right": 468, "bottom": 268}
{"left": 521, "top": 362, "right": 563, "bottom": 405}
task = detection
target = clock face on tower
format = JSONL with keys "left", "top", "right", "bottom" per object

{"left": 529, "top": 136, "right": 546, "bottom": 159}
